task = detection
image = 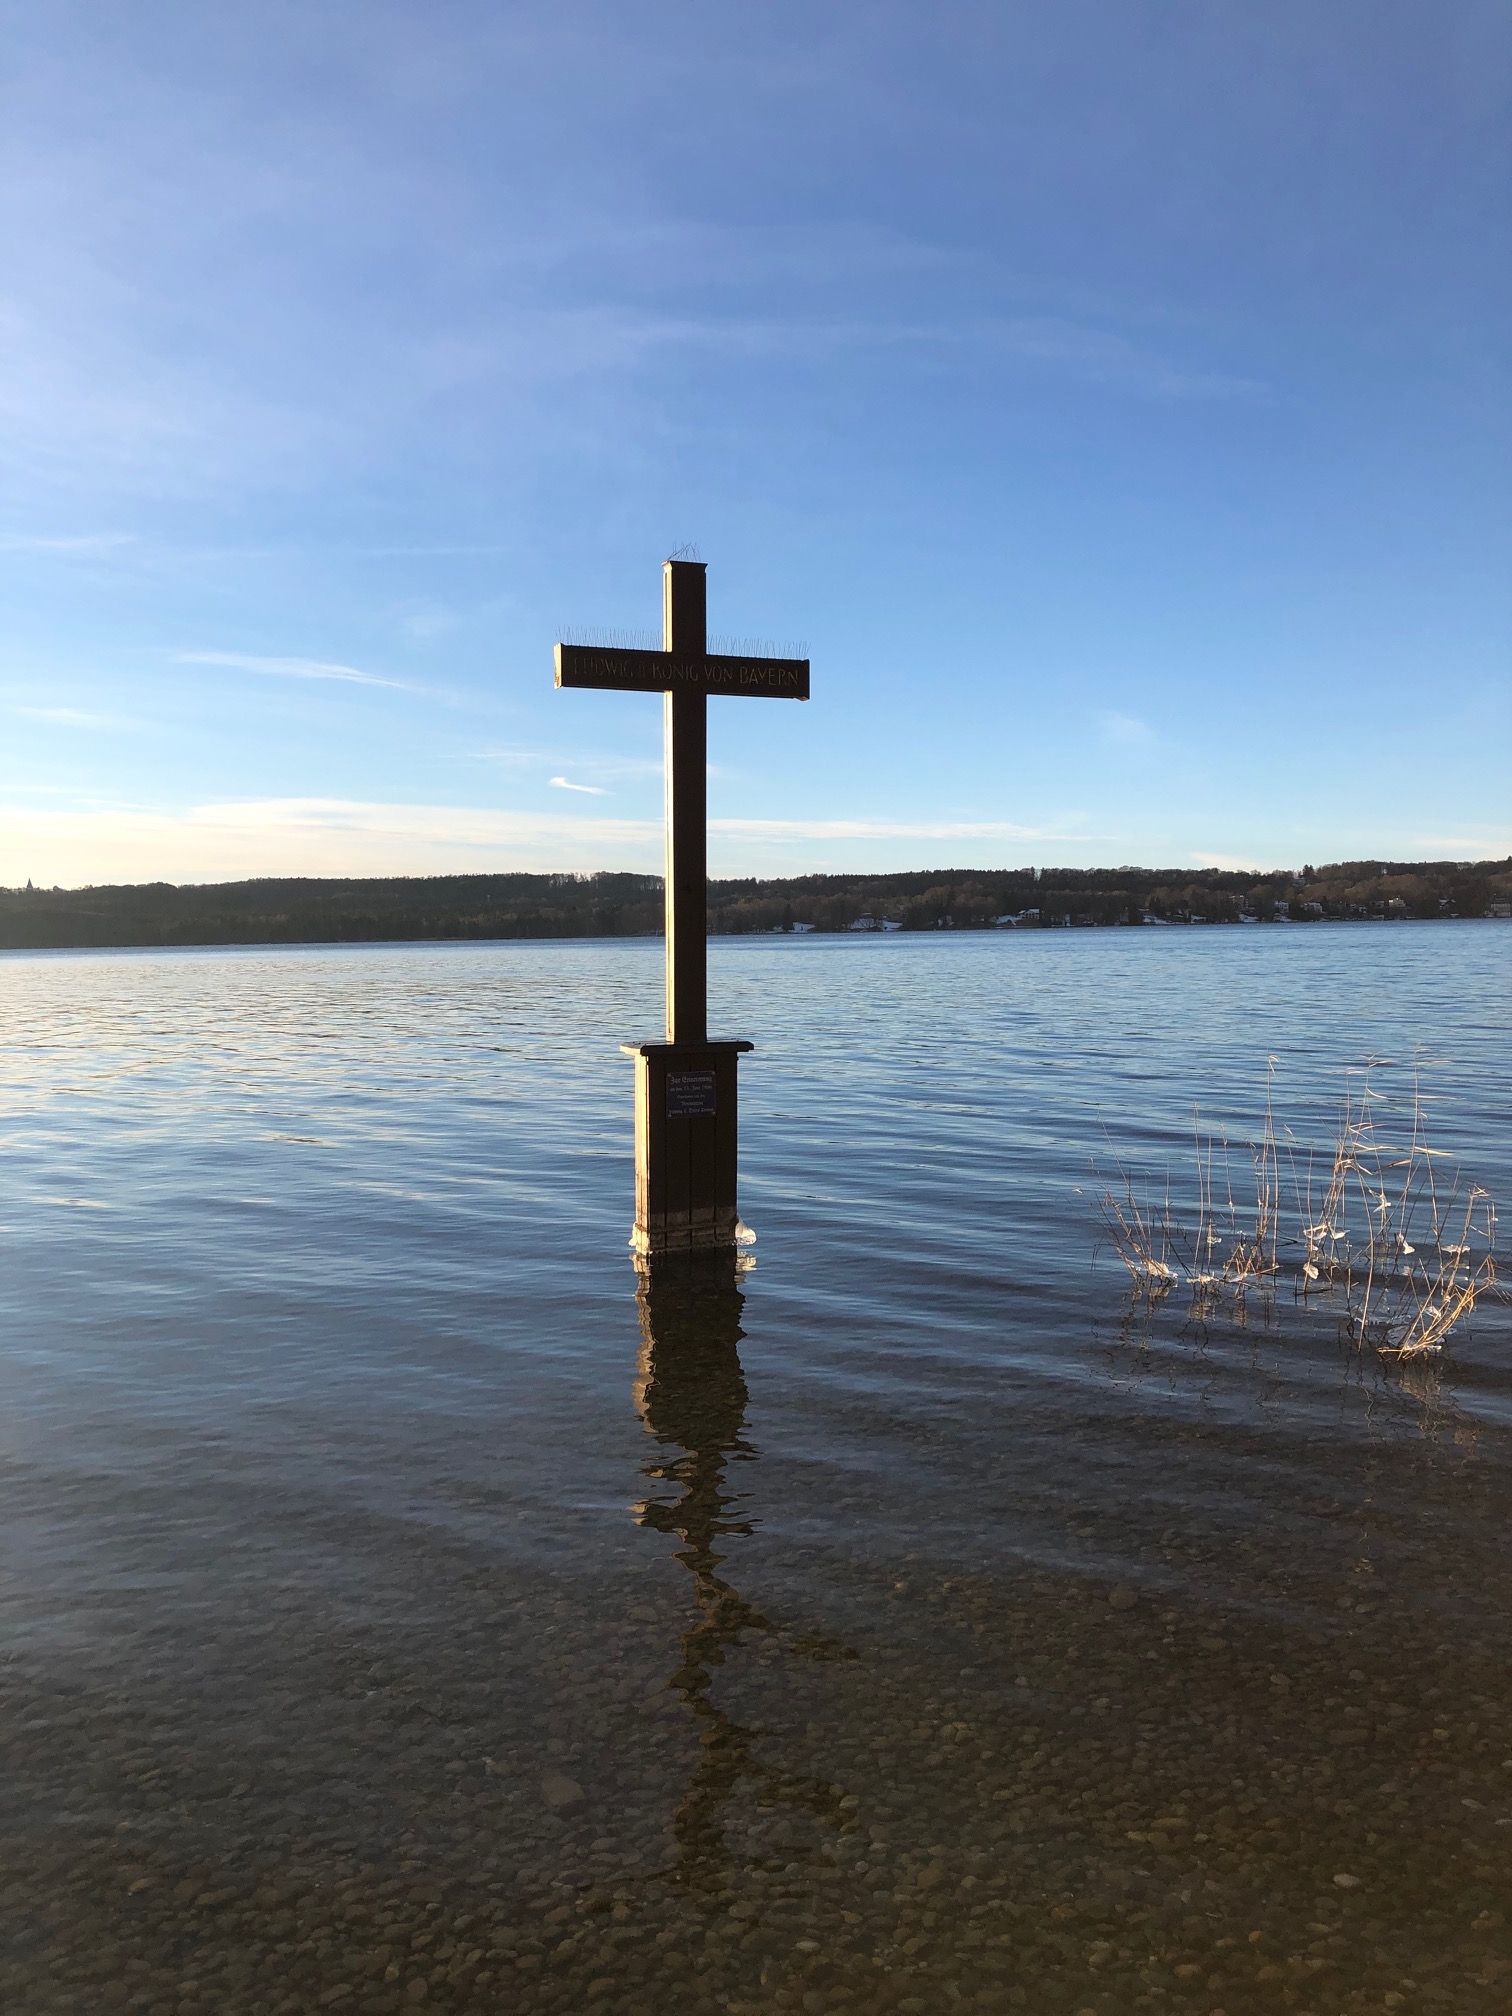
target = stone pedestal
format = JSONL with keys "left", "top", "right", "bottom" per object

{"left": 621, "top": 1040, "right": 753, "bottom": 1256}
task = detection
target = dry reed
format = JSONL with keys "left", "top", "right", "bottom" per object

{"left": 1099, "top": 1061, "right": 1498, "bottom": 1357}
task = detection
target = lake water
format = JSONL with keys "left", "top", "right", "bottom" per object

{"left": 2, "top": 923, "right": 1510, "bottom": 2016}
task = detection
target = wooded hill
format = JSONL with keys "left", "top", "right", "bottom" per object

{"left": 2, "top": 859, "right": 1509, "bottom": 951}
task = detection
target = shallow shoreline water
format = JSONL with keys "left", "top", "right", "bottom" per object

{"left": 2, "top": 925, "right": 1510, "bottom": 2014}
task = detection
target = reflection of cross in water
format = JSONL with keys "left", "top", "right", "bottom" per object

{"left": 632, "top": 1254, "right": 842, "bottom": 1898}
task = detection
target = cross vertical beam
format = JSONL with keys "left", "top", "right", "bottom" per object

{"left": 663, "top": 561, "right": 707, "bottom": 1045}
{"left": 553, "top": 556, "right": 808, "bottom": 1255}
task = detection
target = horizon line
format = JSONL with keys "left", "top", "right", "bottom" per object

{"left": 5, "top": 853, "right": 1509, "bottom": 897}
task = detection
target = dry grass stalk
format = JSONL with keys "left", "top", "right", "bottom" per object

{"left": 1099, "top": 1061, "right": 1498, "bottom": 1357}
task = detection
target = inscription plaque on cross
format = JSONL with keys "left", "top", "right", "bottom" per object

{"left": 555, "top": 558, "right": 809, "bottom": 1255}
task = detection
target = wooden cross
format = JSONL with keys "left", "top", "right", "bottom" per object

{"left": 556, "top": 558, "right": 808, "bottom": 1044}
{"left": 555, "top": 558, "right": 809, "bottom": 1254}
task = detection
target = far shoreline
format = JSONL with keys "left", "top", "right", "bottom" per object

{"left": 1, "top": 858, "right": 1507, "bottom": 954}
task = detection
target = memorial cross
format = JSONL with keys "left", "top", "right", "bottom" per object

{"left": 555, "top": 558, "right": 809, "bottom": 1255}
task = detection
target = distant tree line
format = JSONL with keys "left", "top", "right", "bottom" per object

{"left": 0, "top": 872, "right": 665, "bottom": 951}
{"left": 711, "top": 859, "right": 1512, "bottom": 929}
{"left": 1, "top": 859, "right": 1508, "bottom": 952}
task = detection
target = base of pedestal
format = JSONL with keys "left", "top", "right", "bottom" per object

{"left": 621, "top": 1040, "right": 753, "bottom": 1256}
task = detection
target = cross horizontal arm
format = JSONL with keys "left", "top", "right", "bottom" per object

{"left": 555, "top": 644, "right": 809, "bottom": 700}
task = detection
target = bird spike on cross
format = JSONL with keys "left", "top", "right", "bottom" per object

{"left": 555, "top": 558, "right": 809, "bottom": 1257}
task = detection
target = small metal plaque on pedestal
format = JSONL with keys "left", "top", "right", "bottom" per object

{"left": 666, "top": 1071, "right": 717, "bottom": 1119}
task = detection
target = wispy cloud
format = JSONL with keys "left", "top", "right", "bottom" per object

{"left": 1095, "top": 710, "right": 1158, "bottom": 749}
{"left": 709, "top": 817, "right": 1084, "bottom": 842}
{"left": 12, "top": 704, "right": 128, "bottom": 731}
{"left": 977, "top": 317, "right": 1264, "bottom": 402}
{"left": 549, "top": 775, "right": 608, "bottom": 796}
{"left": 1412, "top": 831, "right": 1512, "bottom": 857}
{"left": 0, "top": 797, "right": 662, "bottom": 884}
{"left": 469, "top": 746, "right": 550, "bottom": 770}
{"left": 0, "top": 798, "right": 1090, "bottom": 886}
{"left": 0, "top": 531, "right": 135, "bottom": 553}
{"left": 420, "top": 300, "right": 1261, "bottom": 403}
{"left": 473, "top": 746, "right": 661, "bottom": 782}
{"left": 1192, "top": 850, "right": 1267, "bottom": 871}
{"left": 177, "top": 651, "right": 413, "bottom": 692}
{"left": 396, "top": 603, "right": 461, "bottom": 642}
{"left": 430, "top": 305, "right": 1264, "bottom": 406}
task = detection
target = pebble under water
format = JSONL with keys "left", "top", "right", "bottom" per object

{"left": 2, "top": 925, "right": 1510, "bottom": 2016}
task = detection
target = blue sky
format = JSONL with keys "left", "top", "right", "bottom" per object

{"left": 2, "top": 0, "right": 1508, "bottom": 885}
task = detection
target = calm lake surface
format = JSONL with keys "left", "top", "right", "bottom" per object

{"left": 3, "top": 924, "right": 1510, "bottom": 2016}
